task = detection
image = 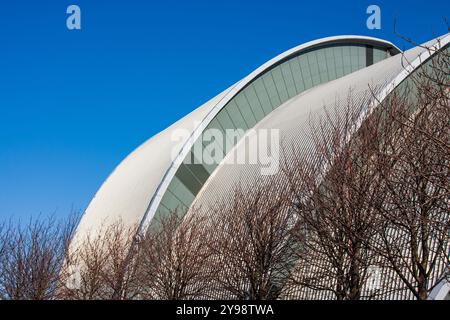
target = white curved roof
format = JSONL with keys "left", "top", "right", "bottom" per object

{"left": 73, "top": 35, "right": 402, "bottom": 243}
{"left": 73, "top": 86, "right": 233, "bottom": 239}
{"left": 190, "top": 34, "right": 450, "bottom": 214}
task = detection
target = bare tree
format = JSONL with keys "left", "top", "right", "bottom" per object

{"left": 369, "top": 42, "right": 450, "bottom": 300}
{"left": 137, "top": 209, "right": 214, "bottom": 300}
{"left": 0, "top": 222, "right": 6, "bottom": 274}
{"left": 207, "top": 179, "right": 296, "bottom": 300}
{"left": 283, "top": 39, "right": 449, "bottom": 300}
{"left": 58, "top": 221, "right": 141, "bottom": 300}
{"left": 282, "top": 95, "right": 387, "bottom": 300}
{"left": 0, "top": 214, "right": 78, "bottom": 300}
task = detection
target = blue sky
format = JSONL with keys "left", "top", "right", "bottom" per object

{"left": 0, "top": 0, "right": 448, "bottom": 221}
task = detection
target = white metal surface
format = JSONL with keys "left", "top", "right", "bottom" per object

{"left": 190, "top": 34, "right": 449, "bottom": 216}
{"left": 73, "top": 36, "right": 402, "bottom": 245}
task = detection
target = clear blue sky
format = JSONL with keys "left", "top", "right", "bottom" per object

{"left": 0, "top": 0, "right": 448, "bottom": 221}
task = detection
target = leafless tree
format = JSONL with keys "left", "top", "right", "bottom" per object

{"left": 207, "top": 179, "right": 296, "bottom": 300}
{"left": 282, "top": 94, "right": 388, "bottom": 300}
{"left": 283, "top": 38, "right": 449, "bottom": 300}
{"left": 0, "top": 214, "right": 78, "bottom": 300}
{"left": 57, "top": 221, "right": 141, "bottom": 300}
{"left": 137, "top": 209, "right": 214, "bottom": 300}
{"left": 369, "top": 41, "right": 450, "bottom": 300}
{"left": 0, "top": 222, "right": 6, "bottom": 271}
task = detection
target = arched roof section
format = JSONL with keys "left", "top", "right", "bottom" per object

{"left": 73, "top": 36, "right": 401, "bottom": 241}
{"left": 188, "top": 34, "right": 449, "bottom": 222}
{"left": 147, "top": 36, "right": 400, "bottom": 230}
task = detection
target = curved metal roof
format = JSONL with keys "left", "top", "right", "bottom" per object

{"left": 72, "top": 35, "right": 403, "bottom": 243}
{"left": 189, "top": 34, "right": 450, "bottom": 217}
